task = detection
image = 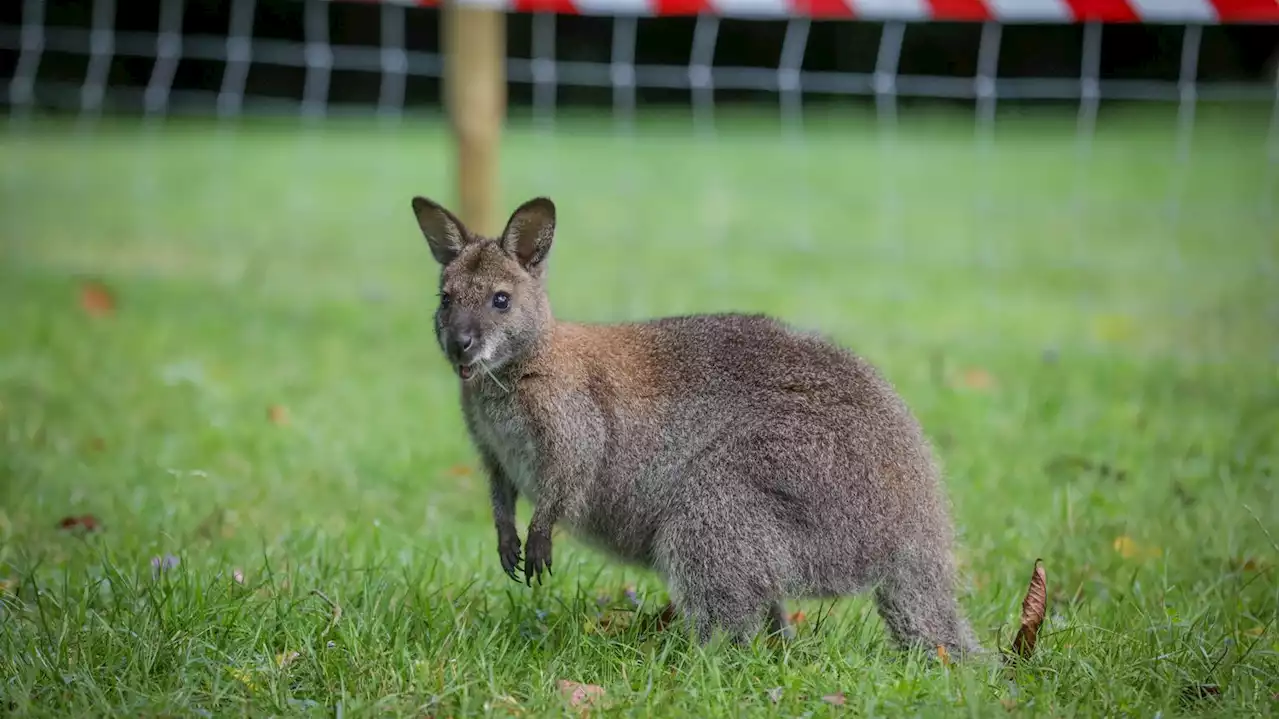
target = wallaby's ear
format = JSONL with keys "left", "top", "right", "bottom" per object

{"left": 499, "top": 197, "right": 556, "bottom": 272}
{"left": 411, "top": 196, "right": 469, "bottom": 266}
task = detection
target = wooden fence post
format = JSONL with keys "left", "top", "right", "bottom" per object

{"left": 443, "top": 1, "right": 506, "bottom": 236}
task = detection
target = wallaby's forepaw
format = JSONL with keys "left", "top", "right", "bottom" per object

{"left": 524, "top": 529, "right": 553, "bottom": 586}
{"left": 497, "top": 532, "right": 523, "bottom": 583}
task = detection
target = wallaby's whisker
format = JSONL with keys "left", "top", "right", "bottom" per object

{"left": 479, "top": 359, "right": 509, "bottom": 393}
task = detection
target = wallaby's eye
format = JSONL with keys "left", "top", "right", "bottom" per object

{"left": 439, "top": 292, "right": 451, "bottom": 310}
{"left": 492, "top": 291, "right": 510, "bottom": 311}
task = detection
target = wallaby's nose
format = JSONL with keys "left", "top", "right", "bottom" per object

{"left": 459, "top": 332, "right": 475, "bottom": 352}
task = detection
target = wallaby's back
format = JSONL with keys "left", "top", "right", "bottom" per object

{"left": 553, "top": 312, "right": 951, "bottom": 584}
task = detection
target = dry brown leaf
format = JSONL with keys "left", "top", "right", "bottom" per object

{"left": 267, "top": 405, "right": 290, "bottom": 425}
{"left": 789, "top": 610, "right": 806, "bottom": 625}
{"left": 1010, "top": 559, "right": 1047, "bottom": 659}
{"left": 558, "top": 680, "right": 604, "bottom": 709}
{"left": 79, "top": 281, "right": 115, "bottom": 317}
{"left": 57, "top": 514, "right": 102, "bottom": 533}
{"left": 446, "top": 464, "right": 474, "bottom": 477}
{"left": 821, "top": 693, "right": 846, "bottom": 706}
{"left": 1112, "top": 536, "right": 1161, "bottom": 560}
{"left": 1231, "top": 557, "right": 1267, "bottom": 573}
{"left": 958, "top": 367, "right": 995, "bottom": 390}
{"left": 653, "top": 601, "right": 677, "bottom": 631}
{"left": 936, "top": 644, "right": 951, "bottom": 666}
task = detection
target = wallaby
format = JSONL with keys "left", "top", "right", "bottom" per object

{"left": 410, "top": 195, "right": 979, "bottom": 654}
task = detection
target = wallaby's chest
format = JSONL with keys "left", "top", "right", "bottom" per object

{"left": 463, "top": 391, "right": 542, "bottom": 500}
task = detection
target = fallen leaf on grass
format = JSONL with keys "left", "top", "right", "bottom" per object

{"left": 267, "top": 405, "right": 290, "bottom": 426}
{"left": 275, "top": 651, "right": 300, "bottom": 668}
{"left": 227, "top": 666, "right": 261, "bottom": 692}
{"left": 1230, "top": 557, "right": 1268, "bottom": 573}
{"left": 655, "top": 601, "right": 677, "bottom": 630}
{"left": 936, "top": 644, "right": 951, "bottom": 666}
{"left": 445, "top": 464, "right": 473, "bottom": 478}
{"left": 79, "top": 281, "right": 115, "bottom": 317}
{"left": 1010, "top": 559, "right": 1047, "bottom": 660}
{"left": 789, "top": 610, "right": 806, "bottom": 625}
{"left": 57, "top": 514, "right": 101, "bottom": 533}
{"left": 821, "top": 692, "right": 846, "bottom": 706}
{"left": 558, "top": 680, "right": 604, "bottom": 709}
{"left": 1112, "top": 536, "right": 1161, "bottom": 560}
{"left": 954, "top": 367, "right": 995, "bottom": 391}
{"left": 766, "top": 687, "right": 784, "bottom": 704}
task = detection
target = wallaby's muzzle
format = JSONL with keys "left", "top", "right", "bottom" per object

{"left": 443, "top": 320, "right": 483, "bottom": 379}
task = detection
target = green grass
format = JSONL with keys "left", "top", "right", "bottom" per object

{"left": 1, "top": 106, "right": 1277, "bottom": 717}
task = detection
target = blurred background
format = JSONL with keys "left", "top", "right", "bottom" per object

{"left": 2, "top": 0, "right": 1276, "bottom": 354}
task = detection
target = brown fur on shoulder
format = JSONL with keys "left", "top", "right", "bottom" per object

{"left": 408, "top": 195, "right": 979, "bottom": 655}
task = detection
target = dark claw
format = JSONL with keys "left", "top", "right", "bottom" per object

{"left": 523, "top": 530, "right": 552, "bottom": 587}
{"left": 498, "top": 534, "right": 523, "bottom": 583}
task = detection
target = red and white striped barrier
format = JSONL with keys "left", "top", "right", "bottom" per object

{"left": 355, "top": 0, "right": 1278, "bottom": 22}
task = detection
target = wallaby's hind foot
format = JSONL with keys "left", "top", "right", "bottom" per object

{"left": 660, "top": 524, "right": 781, "bottom": 646}
{"left": 668, "top": 576, "right": 771, "bottom": 647}
{"left": 874, "top": 552, "right": 980, "bottom": 658}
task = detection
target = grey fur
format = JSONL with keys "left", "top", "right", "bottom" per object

{"left": 410, "top": 195, "right": 979, "bottom": 655}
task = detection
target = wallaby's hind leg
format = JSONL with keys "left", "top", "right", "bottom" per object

{"left": 657, "top": 517, "right": 782, "bottom": 645}
{"left": 665, "top": 559, "right": 771, "bottom": 645}
{"left": 873, "top": 550, "right": 979, "bottom": 656}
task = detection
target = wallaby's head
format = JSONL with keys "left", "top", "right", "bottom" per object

{"left": 411, "top": 195, "right": 557, "bottom": 381}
